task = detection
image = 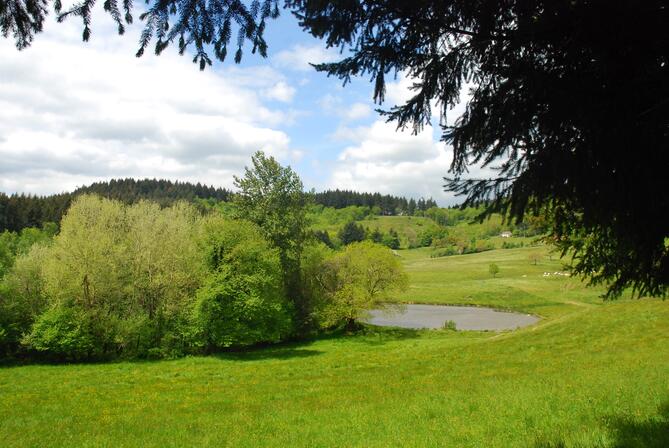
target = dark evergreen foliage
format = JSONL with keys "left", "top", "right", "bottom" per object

{"left": 314, "top": 189, "right": 436, "bottom": 215}
{"left": 3, "top": 0, "right": 280, "bottom": 70}
{"left": 0, "top": 178, "right": 232, "bottom": 232}
{"left": 338, "top": 221, "right": 365, "bottom": 246}
{"left": 288, "top": 0, "right": 669, "bottom": 298}
{"left": 0, "top": 0, "right": 48, "bottom": 49}
{"left": 312, "top": 229, "right": 334, "bottom": 248}
{"left": 382, "top": 229, "right": 400, "bottom": 250}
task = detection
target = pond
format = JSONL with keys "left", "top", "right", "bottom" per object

{"left": 365, "top": 304, "right": 539, "bottom": 331}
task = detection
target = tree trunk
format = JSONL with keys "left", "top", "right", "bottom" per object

{"left": 345, "top": 318, "right": 358, "bottom": 332}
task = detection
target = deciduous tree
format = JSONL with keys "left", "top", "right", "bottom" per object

{"left": 318, "top": 241, "right": 408, "bottom": 330}
{"left": 233, "top": 151, "right": 311, "bottom": 330}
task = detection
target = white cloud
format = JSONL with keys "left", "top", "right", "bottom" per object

{"left": 385, "top": 74, "right": 416, "bottom": 106}
{"left": 0, "top": 12, "right": 298, "bottom": 195}
{"left": 263, "top": 81, "right": 296, "bottom": 103}
{"left": 339, "top": 121, "right": 437, "bottom": 163}
{"left": 273, "top": 43, "right": 339, "bottom": 71}
{"left": 328, "top": 118, "right": 495, "bottom": 205}
{"left": 318, "top": 95, "right": 372, "bottom": 123}
{"left": 328, "top": 121, "right": 455, "bottom": 202}
{"left": 345, "top": 102, "right": 372, "bottom": 121}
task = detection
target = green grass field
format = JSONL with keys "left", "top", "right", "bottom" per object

{"left": 1, "top": 247, "right": 667, "bottom": 447}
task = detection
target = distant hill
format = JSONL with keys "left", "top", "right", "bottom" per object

{"left": 0, "top": 179, "right": 232, "bottom": 232}
{"left": 313, "top": 189, "right": 437, "bottom": 215}
{"left": 0, "top": 179, "right": 439, "bottom": 232}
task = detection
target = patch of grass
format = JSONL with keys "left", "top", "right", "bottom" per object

{"left": 395, "top": 246, "right": 607, "bottom": 318}
{"left": 1, "top": 248, "right": 667, "bottom": 447}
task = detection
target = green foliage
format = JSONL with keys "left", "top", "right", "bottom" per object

{"left": 233, "top": 151, "right": 307, "bottom": 260}
{"left": 0, "top": 179, "right": 230, "bottom": 233}
{"left": 442, "top": 320, "right": 457, "bottom": 331}
{"left": 318, "top": 241, "right": 408, "bottom": 329}
{"left": 306, "top": 204, "right": 375, "bottom": 230}
{"left": 337, "top": 221, "right": 366, "bottom": 246}
{"left": 0, "top": 243, "right": 50, "bottom": 358}
{"left": 192, "top": 218, "right": 292, "bottom": 349}
{"left": 369, "top": 227, "right": 383, "bottom": 244}
{"left": 489, "top": 263, "right": 500, "bottom": 278}
{"left": 233, "top": 151, "right": 310, "bottom": 330}
{"left": 10, "top": 195, "right": 207, "bottom": 360}
{"left": 312, "top": 229, "right": 334, "bottom": 249}
{"left": 0, "top": 225, "right": 55, "bottom": 278}
{"left": 299, "top": 242, "right": 334, "bottom": 329}
{"left": 381, "top": 229, "right": 400, "bottom": 250}
{"left": 22, "top": 304, "right": 99, "bottom": 361}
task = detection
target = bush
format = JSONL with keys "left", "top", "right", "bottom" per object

{"left": 23, "top": 305, "right": 100, "bottom": 360}
{"left": 442, "top": 320, "right": 457, "bottom": 331}
{"left": 192, "top": 218, "right": 293, "bottom": 350}
{"left": 0, "top": 244, "right": 50, "bottom": 359}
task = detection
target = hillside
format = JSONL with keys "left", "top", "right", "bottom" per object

{"left": 1, "top": 180, "right": 436, "bottom": 232}
{"left": 2, "top": 247, "right": 666, "bottom": 447}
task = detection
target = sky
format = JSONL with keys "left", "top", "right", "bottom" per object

{"left": 0, "top": 6, "right": 475, "bottom": 205}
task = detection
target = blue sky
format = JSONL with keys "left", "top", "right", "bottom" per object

{"left": 0, "top": 6, "right": 473, "bottom": 204}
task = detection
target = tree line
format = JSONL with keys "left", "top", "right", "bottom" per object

{"left": 0, "top": 179, "right": 232, "bottom": 233}
{"left": 1, "top": 180, "right": 440, "bottom": 233}
{"left": 0, "top": 153, "right": 407, "bottom": 362}
{"left": 313, "top": 190, "right": 437, "bottom": 215}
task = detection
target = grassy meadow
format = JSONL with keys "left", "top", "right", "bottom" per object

{"left": 1, "top": 244, "right": 668, "bottom": 447}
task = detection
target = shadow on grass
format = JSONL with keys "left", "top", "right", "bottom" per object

{"left": 606, "top": 402, "right": 669, "bottom": 448}
{"left": 349, "top": 325, "right": 424, "bottom": 345}
{"left": 214, "top": 347, "right": 322, "bottom": 362}
{"left": 534, "top": 401, "right": 669, "bottom": 448}
{"left": 0, "top": 326, "right": 424, "bottom": 368}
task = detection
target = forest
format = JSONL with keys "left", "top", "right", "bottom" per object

{"left": 0, "top": 153, "right": 409, "bottom": 361}
{"left": 0, "top": 179, "right": 437, "bottom": 233}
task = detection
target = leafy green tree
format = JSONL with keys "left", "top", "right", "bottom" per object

{"left": 21, "top": 303, "right": 99, "bottom": 361}
{"left": 318, "top": 241, "right": 408, "bottom": 330}
{"left": 233, "top": 151, "right": 310, "bottom": 330}
{"left": 125, "top": 201, "right": 204, "bottom": 321}
{"left": 489, "top": 264, "right": 500, "bottom": 278}
{"left": 0, "top": 243, "right": 50, "bottom": 357}
{"left": 192, "top": 217, "right": 292, "bottom": 349}
{"left": 41, "top": 195, "right": 130, "bottom": 314}
{"left": 0, "top": 232, "right": 18, "bottom": 279}
{"left": 338, "top": 221, "right": 366, "bottom": 246}
{"left": 19, "top": 195, "right": 206, "bottom": 359}
{"left": 298, "top": 241, "right": 334, "bottom": 329}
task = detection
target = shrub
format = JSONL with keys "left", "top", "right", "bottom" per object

{"left": 443, "top": 320, "right": 457, "bottom": 331}
{"left": 192, "top": 218, "right": 293, "bottom": 350}
{"left": 22, "top": 304, "right": 100, "bottom": 360}
{"left": 0, "top": 244, "right": 50, "bottom": 359}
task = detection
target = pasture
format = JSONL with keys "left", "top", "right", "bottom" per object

{"left": 1, "top": 246, "right": 667, "bottom": 447}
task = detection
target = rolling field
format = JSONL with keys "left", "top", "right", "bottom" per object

{"left": 1, "top": 247, "right": 667, "bottom": 447}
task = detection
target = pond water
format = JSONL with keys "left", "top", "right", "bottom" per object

{"left": 365, "top": 304, "right": 539, "bottom": 331}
